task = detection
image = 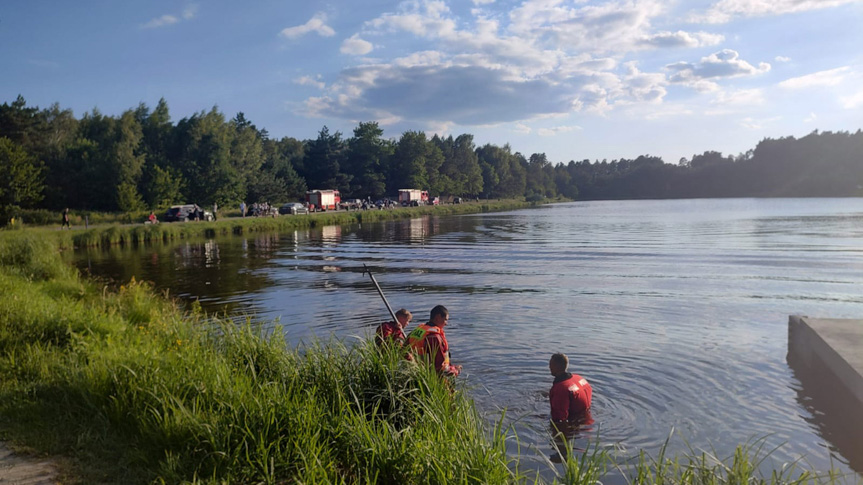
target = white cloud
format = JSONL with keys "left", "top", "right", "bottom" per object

{"left": 633, "top": 103, "right": 694, "bottom": 120}
{"left": 182, "top": 5, "right": 198, "bottom": 20}
{"left": 280, "top": 13, "right": 335, "bottom": 39}
{"left": 692, "top": 0, "right": 863, "bottom": 24}
{"left": 299, "top": 0, "right": 748, "bottom": 129}
{"left": 778, "top": 66, "right": 850, "bottom": 89}
{"left": 473, "top": 0, "right": 496, "bottom": 4}
{"left": 141, "top": 14, "right": 179, "bottom": 29}
{"left": 341, "top": 35, "right": 374, "bottom": 55}
{"left": 622, "top": 62, "right": 667, "bottom": 102}
{"left": 513, "top": 123, "right": 532, "bottom": 134}
{"left": 368, "top": 1, "right": 457, "bottom": 38}
{"left": 295, "top": 75, "right": 326, "bottom": 89}
{"left": 537, "top": 125, "right": 582, "bottom": 136}
{"left": 302, "top": 58, "right": 583, "bottom": 124}
{"left": 141, "top": 4, "right": 197, "bottom": 29}
{"left": 775, "top": 56, "right": 791, "bottom": 63}
{"left": 739, "top": 116, "right": 781, "bottom": 130}
{"left": 508, "top": 0, "right": 667, "bottom": 54}
{"left": 424, "top": 121, "right": 454, "bottom": 136}
{"left": 712, "top": 88, "right": 765, "bottom": 106}
{"left": 804, "top": 112, "right": 818, "bottom": 122}
{"left": 667, "top": 49, "right": 770, "bottom": 90}
{"left": 841, "top": 90, "right": 863, "bottom": 109}
{"left": 640, "top": 30, "right": 724, "bottom": 48}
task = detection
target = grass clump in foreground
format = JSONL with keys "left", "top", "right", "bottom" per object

{"left": 0, "top": 231, "right": 849, "bottom": 484}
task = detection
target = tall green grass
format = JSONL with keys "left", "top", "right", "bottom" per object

{"left": 0, "top": 232, "right": 848, "bottom": 484}
{"left": 0, "top": 231, "right": 519, "bottom": 483}
{"left": 611, "top": 433, "right": 848, "bottom": 485}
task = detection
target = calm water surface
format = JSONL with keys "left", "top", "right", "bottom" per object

{"left": 69, "top": 198, "right": 863, "bottom": 481}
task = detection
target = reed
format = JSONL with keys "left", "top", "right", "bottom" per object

{"left": 612, "top": 433, "right": 844, "bottom": 485}
{"left": 0, "top": 232, "right": 845, "bottom": 484}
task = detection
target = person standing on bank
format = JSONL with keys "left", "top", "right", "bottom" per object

{"left": 407, "top": 305, "right": 462, "bottom": 376}
{"left": 376, "top": 308, "right": 412, "bottom": 346}
{"left": 548, "top": 353, "right": 592, "bottom": 422}
{"left": 61, "top": 208, "right": 71, "bottom": 229}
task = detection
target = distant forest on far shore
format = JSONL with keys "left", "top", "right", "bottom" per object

{"left": 1, "top": 95, "right": 862, "bottom": 217}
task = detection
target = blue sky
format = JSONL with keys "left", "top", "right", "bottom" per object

{"left": 3, "top": 0, "right": 863, "bottom": 165}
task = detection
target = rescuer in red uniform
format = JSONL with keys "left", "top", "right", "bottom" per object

{"left": 406, "top": 305, "right": 462, "bottom": 376}
{"left": 548, "top": 352, "right": 592, "bottom": 422}
{"left": 375, "top": 308, "right": 412, "bottom": 346}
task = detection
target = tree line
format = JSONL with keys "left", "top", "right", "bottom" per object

{"left": 2, "top": 95, "right": 862, "bottom": 219}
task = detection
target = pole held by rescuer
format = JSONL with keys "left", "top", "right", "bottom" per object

{"left": 362, "top": 263, "right": 399, "bottom": 324}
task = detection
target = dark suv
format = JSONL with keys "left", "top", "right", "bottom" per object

{"left": 164, "top": 204, "right": 214, "bottom": 222}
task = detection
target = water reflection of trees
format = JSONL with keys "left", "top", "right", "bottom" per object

{"left": 72, "top": 237, "right": 279, "bottom": 315}
{"left": 350, "top": 215, "right": 472, "bottom": 244}
{"left": 68, "top": 214, "right": 492, "bottom": 315}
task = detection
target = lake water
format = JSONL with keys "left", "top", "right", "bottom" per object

{"left": 69, "top": 198, "right": 863, "bottom": 481}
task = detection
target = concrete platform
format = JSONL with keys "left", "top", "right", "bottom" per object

{"left": 788, "top": 315, "right": 863, "bottom": 474}
{"left": 788, "top": 316, "right": 863, "bottom": 407}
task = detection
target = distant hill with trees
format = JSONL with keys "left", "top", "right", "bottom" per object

{"left": 1, "top": 95, "right": 862, "bottom": 221}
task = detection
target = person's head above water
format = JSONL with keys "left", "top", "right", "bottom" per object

{"left": 429, "top": 305, "right": 449, "bottom": 327}
{"left": 549, "top": 353, "right": 569, "bottom": 376}
{"left": 395, "top": 308, "right": 412, "bottom": 328}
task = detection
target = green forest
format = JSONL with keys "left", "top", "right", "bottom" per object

{"left": 2, "top": 95, "right": 862, "bottom": 220}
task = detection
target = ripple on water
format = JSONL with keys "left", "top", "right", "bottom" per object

{"left": 68, "top": 199, "right": 863, "bottom": 480}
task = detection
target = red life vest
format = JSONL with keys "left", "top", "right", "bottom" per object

{"left": 406, "top": 324, "right": 450, "bottom": 368}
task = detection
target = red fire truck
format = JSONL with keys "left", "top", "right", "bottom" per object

{"left": 305, "top": 189, "right": 341, "bottom": 211}
{"left": 398, "top": 189, "right": 429, "bottom": 206}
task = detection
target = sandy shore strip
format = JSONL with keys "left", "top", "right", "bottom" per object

{"left": 0, "top": 442, "right": 58, "bottom": 485}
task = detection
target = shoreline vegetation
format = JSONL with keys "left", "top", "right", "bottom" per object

{"left": 3, "top": 96, "right": 863, "bottom": 232}
{"left": 0, "top": 208, "right": 849, "bottom": 483}
{"left": 9, "top": 198, "right": 539, "bottom": 250}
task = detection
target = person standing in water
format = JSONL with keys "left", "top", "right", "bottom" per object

{"left": 406, "top": 305, "right": 461, "bottom": 376}
{"left": 376, "top": 308, "right": 412, "bottom": 346}
{"left": 548, "top": 353, "right": 592, "bottom": 422}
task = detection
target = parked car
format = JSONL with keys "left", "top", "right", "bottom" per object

{"left": 339, "top": 198, "right": 363, "bottom": 211}
{"left": 164, "top": 204, "right": 213, "bottom": 222}
{"left": 279, "top": 202, "right": 309, "bottom": 215}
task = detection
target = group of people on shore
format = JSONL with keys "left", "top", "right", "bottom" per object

{"left": 240, "top": 201, "right": 276, "bottom": 218}
{"left": 375, "top": 306, "right": 592, "bottom": 424}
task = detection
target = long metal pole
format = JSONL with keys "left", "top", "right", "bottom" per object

{"left": 363, "top": 264, "right": 399, "bottom": 323}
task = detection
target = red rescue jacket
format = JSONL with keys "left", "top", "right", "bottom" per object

{"left": 376, "top": 321, "right": 405, "bottom": 345}
{"left": 549, "top": 372, "right": 592, "bottom": 422}
{"left": 406, "top": 324, "right": 455, "bottom": 374}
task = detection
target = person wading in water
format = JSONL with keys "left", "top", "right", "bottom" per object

{"left": 406, "top": 305, "right": 462, "bottom": 376}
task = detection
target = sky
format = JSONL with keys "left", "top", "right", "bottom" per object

{"left": 2, "top": 0, "right": 863, "bottom": 165}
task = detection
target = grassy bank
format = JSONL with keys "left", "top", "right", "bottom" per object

{"left": 9, "top": 199, "right": 536, "bottom": 250}
{"left": 0, "top": 231, "right": 518, "bottom": 483}
{"left": 0, "top": 232, "right": 845, "bottom": 484}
